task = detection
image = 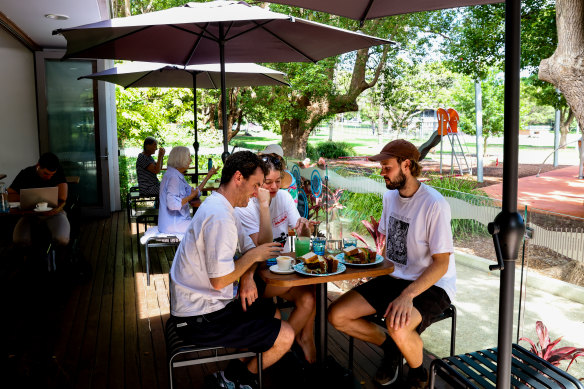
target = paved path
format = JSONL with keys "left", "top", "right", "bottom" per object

{"left": 481, "top": 165, "right": 584, "bottom": 218}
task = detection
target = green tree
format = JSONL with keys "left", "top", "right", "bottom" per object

{"left": 452, "top": 69, "right": 505, "bottom": 155}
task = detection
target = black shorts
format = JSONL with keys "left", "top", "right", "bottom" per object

{"left": 353, "top": 275, "right": 451, "bottom": 334}
{"left": 173, "top": 298, "right": 280, "bottom": 353}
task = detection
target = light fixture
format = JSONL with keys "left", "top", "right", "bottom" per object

{"left": 45, "top": 14, "right": 69, "bottom": 21}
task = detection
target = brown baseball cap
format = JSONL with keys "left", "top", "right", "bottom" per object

{"left": 368, "top": 139, "right": 420, "bottom": 162}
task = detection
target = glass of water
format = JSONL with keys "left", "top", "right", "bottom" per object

{"left": 312, "top": 237, "right": 326, "bottom": 256}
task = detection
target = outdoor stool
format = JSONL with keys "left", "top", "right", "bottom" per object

{"left": 347, "top": 304, "right": 457, "bottom": 379}
{"left": 135, "top": 209, "right": 158, "bottom": 263}
{"left": 165, "top": 316, "right": 263, "bottom": 389}
{"left": 429, "top": 343, "right": 584, "bottom": 389}
{"left": 140, "top": 226, "right": 182, "bottom": 286}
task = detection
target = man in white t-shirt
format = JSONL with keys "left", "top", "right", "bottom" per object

{"left": 169, "top": 151, "right": 294, "bottom": 389}
{"left": 328, "top": 139, "right": 456, "bottom": 388}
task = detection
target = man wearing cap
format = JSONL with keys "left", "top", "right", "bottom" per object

{"left": 328, "top": 139, "right": 456, "bottom": 388}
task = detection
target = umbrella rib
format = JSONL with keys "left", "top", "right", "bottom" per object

{"left": 205, "top": 71, "right": 217, "bottom": 89}
{"left": 170, "top": 23, "right": 219, "bottom": 42}
{"left": 125, "top": 71, "right": 154, "bottom": 88}
{"left": 260, "top": 73, "right": 290, "bottom": 86}
{"left": 360, "top": 0, "right": 376, "bottom": 23}
{"left": 181, "top": 22, "right": 210, "bottom": 66}
{"left": 223, "top": 20, "right": 274, "bottom": 41}
{"left": 253, "top": 21, "right": 317, "bottom": 63}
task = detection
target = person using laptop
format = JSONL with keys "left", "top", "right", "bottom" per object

{"left": 7, "top": 152, "right": 70, "bottom": 248}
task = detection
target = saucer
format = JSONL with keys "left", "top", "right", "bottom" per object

{"left": 34, "top": 207, "right": 53, "bottom": 212}
{"left": 269, "top": 264, "right": 294, "bottom": 274}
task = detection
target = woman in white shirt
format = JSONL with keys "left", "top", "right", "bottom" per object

{"left": 158, "top": 146, "right": 216, "bottom": 234}
{"left": 235, "top": 150, "right": 317, "bottom": 362}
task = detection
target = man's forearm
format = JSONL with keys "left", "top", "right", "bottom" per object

{"left": 210, "top": 251, "right": 259, "bottom": 290}
{"left": 400, "top": 254, "right": 450, "bottom": 299}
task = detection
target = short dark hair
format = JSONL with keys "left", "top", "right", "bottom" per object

{"left": 220, "top": 151, "right": 268, "bottom": 185}
{"left": 143, "top": 136, "right": 157, "bottom": 150}
{"left": 37, "top": 152, "right": 60, "bottom": 171}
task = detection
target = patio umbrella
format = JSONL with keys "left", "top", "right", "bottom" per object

{"left": 54, "top": 0, "right": 392, "bottom": 160}
{"left": 267, "top": 1, "right": 524, "bottom": 388}
{"left": 268, "top": 0, "right": 502, "bottom": 23}
{"left": 79, "top": 61, "right": 289, "bottom": 181}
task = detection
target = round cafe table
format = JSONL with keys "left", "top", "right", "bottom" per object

{"left": 259, "top": 253, "right": 394, "bottom": 364}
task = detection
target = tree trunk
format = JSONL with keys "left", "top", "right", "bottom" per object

{"left": 559, "top": 107, "right": 575, "bottom": 147}
{"left": 281, "top": 118, "right": 311, "bottom": 159}
{"left": 539, "top": 0, "right": 584, "bottom": 133}
{"left": 483, "top": 136, "right": 489, "bottom": 157}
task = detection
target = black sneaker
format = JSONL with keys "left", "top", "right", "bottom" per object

{"left": 406, "top": 366, "right": 429, "bottom": 389}
{"left": 375, "top": 355, "right": 400, "bottom": 386}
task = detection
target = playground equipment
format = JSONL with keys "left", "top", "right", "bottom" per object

{"left": 418, "top": 108, "right": 471, "bottom": 175}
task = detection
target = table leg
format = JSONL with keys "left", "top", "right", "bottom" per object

{"left": 315, "top": 282, "right": 327, "bottom": 364}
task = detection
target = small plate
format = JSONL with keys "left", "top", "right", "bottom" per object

{"left": 336, "top": 252, "right": 384, "bottom": 266}
{"left": 269, "top": 264, "right": 295, "bottom": 274}
{"left": 293, "top": 262, "right": 346, "bottom": 277}
{"left": 33, "top": 207, "right": 53, "bottom": 212}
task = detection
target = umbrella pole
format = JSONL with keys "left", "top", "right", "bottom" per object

{"left": 494, "top": 1, "right": 525, "bottom": 387}
{"left": 219, "top": 23, "right": 229, "bottom": 162}
{"left": 192, "top": 72, "right": 199, "bottom": 184}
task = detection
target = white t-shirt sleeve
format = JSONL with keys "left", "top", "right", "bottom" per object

{"left": 236, "top": 201, "right": 260, "bottom": 236}
{"left": 203, "top": 218, "right": 237, "bottom": 278}
{"left": 378, "top": 192, "right": 390, "bottom": 236}
{"left": 426, "top": 198, "right": 454, "bottom": 256}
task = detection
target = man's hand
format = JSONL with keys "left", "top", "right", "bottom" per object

{"left": 249, "top": 242, "right": 282, "bottom": 263}
{"left": 257, "top": 187, "right": 270, "bottom": 207}
{"left": 239, "top": 274, "right": 258, "bottom": 312}
{"left": 383, "top": 294, "right": 414, "bottom": 331}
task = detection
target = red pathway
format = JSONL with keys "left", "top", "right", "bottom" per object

{"left": 481, "top": 165, "right": 584, "bottom": 218}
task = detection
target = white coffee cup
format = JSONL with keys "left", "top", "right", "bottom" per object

{"left": 276, "top": 256, "right": 294, "bottom": 271}
{"left": 36, "top": 202, "right": 49, "bottom": 211}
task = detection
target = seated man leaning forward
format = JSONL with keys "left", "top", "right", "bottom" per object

{"left": 158, "top": 146, "right": 217, "bottom": 234}
{"left": 235, "top": 150, "right": 317, "bottom": 363}
{"left": 328, "top": 139, "right": 456, "bottom": 388}
{"left": 8, "top": 152, "right": 70, "bottom": 248}
{"left": 169, "top": 151, "right": 294, "bottom": 388}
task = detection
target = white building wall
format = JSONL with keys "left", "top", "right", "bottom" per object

{"left": 0, "top": 29, "right": 39, "bottom": 185}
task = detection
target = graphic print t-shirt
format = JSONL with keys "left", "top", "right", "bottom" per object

{"left": 378, "top": 184, "right": 456, "bottom": 301}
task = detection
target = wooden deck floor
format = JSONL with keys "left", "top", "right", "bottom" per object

{"left": 1, "top": 211, "right": 440, "bottom": 389}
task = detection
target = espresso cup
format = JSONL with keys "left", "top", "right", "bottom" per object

{"left": 276, "top": 256, "right": 294, "bottom": 271}
{"left": 36, "top": 202, "right": 48, "bottom": 210}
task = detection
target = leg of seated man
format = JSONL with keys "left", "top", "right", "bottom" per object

{"left": 328, "top": 289, "right": 383, "bottom": 345}
{"left": 13, "top": 216, "right": 34, "bottom": 246}
{"left": 264, "top": 284, "right": 316, "bottom": 363}
{"left": 44, "top": 212, "right": 70, "bottom": 246}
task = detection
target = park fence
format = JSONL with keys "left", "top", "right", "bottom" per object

{"left": 298, "top": 165, "right": 584, "bottom": 264}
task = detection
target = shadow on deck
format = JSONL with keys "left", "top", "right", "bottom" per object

{"left": 1, "top": 211, "right": 444, "bottom": 389}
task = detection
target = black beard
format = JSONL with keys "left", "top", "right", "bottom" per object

{"left": 385, "top": 169, "right": 407, "bottom": 190}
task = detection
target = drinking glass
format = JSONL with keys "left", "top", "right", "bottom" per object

{"left": 312, "top": 237, "right": 326, "bottom": 256}
{"left": 295, "top": 237, "right": 311, "bottom": 258}
{"left": 343, "top": 237, "right": 357, "bottom": 249}
{"left": 326, "top": 240, "right": 343, "bottom": 255}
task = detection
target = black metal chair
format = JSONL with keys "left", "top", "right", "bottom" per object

{"left": 126, "top": 185, "right": 158, "bottom": 226}
{"left": 347, "top": 304, "right": 457, "bottom": 380}
{"left": 165, "top": 315, "right": 263, "bottom": 389}
{"left": 140, "top": 227, "right": 181, "bottom": 286}
{"left": 429, "top": 343, "right": 584, "bottom": 389}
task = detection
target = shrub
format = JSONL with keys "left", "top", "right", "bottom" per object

{"left": 342, "top": 192, "right": 383, "bottom": 236}
{"left": 306, "top": 141, "right": 355, "bottom": 160}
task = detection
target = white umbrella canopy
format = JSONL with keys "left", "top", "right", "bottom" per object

{"left": 54, "top": 0, "right": 392, "bottom": 158}
{"left": 267, "top": 0, "right": 503, "bottom": 21}
{"left": 79, "top": 61, "right": 289, "bottom": 179}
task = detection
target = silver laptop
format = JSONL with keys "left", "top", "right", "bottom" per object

{"left": 20, "top": 187, "right": 59, "bottom": 210}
